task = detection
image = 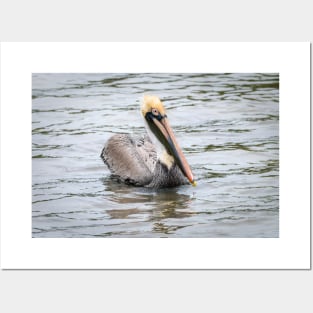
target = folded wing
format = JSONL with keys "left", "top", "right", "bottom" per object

{"left": 100, "top": 134, "right": 157, "bottom": 186}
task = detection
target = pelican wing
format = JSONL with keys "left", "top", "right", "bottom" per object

{"left": 100, "top": 134, "right": 157, "bottom": 186}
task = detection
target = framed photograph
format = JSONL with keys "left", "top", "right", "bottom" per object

{"left": 0, "top": 42, "right": 310, "bottom": 269}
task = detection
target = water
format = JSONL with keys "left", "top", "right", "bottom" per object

{"left": 32, "top": 73, "right": 279, "bottom": 238}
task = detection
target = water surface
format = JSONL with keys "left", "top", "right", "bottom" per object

{"left": 32, "top": 73, "right": 279, "bottom": 237}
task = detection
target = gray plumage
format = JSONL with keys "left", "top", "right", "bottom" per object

{"left": 146, "top": 161, "right": 188, "bottom": 188}
{"left": 100, "top": 133, "right": 187, "bottom": 188}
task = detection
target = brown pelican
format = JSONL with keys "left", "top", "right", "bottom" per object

{"left": 100, "top": 95, "right": 196, "bottom": 189}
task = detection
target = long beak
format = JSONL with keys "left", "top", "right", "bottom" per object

{"left": 148, "top": 115, "right": 196, "bottom": 186}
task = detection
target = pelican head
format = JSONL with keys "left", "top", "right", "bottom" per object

{"left": 141, "top": 95, "right": 196, "bottom": 186}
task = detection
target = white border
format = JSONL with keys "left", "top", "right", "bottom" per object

{"left": 0, "top": 42, "right": 310, "bottom": 269}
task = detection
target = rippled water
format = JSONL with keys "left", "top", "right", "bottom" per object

{"left": 32, "top": 73, "right": 279, "bottom": 238}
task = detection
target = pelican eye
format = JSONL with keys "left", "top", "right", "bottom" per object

{"left": 151, "top": 108, "right": 159, "bottom": 116}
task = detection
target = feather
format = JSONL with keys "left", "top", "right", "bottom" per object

{"left": 101, "top": 134, "right": 156, "bottom": 186}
